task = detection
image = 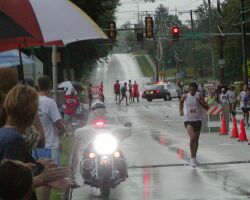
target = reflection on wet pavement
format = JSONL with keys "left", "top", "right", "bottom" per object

{"left": 143, "top": 168, "right": 150, "bottom": 199}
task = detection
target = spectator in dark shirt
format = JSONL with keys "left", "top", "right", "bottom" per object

{"left": 88, "top": 83, "right": 93, "bottom": 111}
{"left": 0, "top": 159, "right": 33, "bottom": 200}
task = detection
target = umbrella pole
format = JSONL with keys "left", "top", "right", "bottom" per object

{"left": 52, "top": 45, "right": 58, "bottom": 102}
{"left": 18, "top": 45, "right": 24, "bottom": 83}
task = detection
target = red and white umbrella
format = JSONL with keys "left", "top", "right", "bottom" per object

{"left": 0, "top": 0, "right": 107, "bottom": 51}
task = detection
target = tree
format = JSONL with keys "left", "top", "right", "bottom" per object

{"left": 33, "top": 0, "right": 120, "bottom": 82}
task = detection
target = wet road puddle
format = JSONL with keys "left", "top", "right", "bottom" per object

{"left": 150, "top": 131, "right": 189, "bottom": 161}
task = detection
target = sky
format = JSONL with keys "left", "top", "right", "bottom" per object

{"left": 116, "top": 0, "right": 219, "bottom": 27}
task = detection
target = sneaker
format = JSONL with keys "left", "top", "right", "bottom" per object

{"left": 194, "top": 159, "right": 200, "bottom": 167}
{"left": 190, "top": 158, "right": 198, "bottom": 168}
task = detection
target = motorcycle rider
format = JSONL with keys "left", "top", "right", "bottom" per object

{"left": 80, "top": 99, "right": 128, "bottom": 181}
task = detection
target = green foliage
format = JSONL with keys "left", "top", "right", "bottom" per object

{"left": 220, "top": 0, "right": 250, "bottom": 83}
{"left": 134, "top": 55, "right": 154, "bottom": 77}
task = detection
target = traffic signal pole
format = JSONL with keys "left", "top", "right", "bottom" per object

{"left": 190, "top": 10, "right": 197, "bottom": 78}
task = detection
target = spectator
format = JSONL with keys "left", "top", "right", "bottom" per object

{"left": 114, "top": 80, "right": 120, "bottom": 104}
{"left": 64, "top": 88, "right": 80, "bottom": 133}
{"left": 198, "top": 83, "right": 206, "bottom": 97}
{"left": 1, "top": 85, "right": 39, "bottom": 161}
{"left": 0, "top": 159, "right": 33, "bottom": 200}
{"left": 206, "top": 91, "right": 217, "bottom": 105}
{"left": 239, "top": 85, "right": 248, "bottom": 122}
{"left": 227, "top": 85, "right": 237, "bottom": 116}
{"left": 128, "top": 80, "right": 133, "bottom": 102}
{"left": 242, "top": 88, "right": 250, "bottom": 127}
{"left": 176, "top": 80, "right": 183, "bottom": 100}
{"left": 33, "top": 76, "right": 66, "bottom": 200}
{"left": 0, "top": 84, "right": 70, "bottom": 199}
{"left": 0, "top": 67, "right": 45, "bottom": 152}
{"left": 98, "top": 81, "right": 105, "bottom": 102}
{"left": 219, "top": 88, "right": 229, "bottom": 106}
{"left": 88, "top": 83, "right": 93, "bottom": 111}
{"left": 132, "top": 81, "right": 140, "bottom": 102}
{"left": 0, "top": 68, "right": 20, "bottom": 127}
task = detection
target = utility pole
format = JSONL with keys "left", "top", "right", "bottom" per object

{"left": 190, "top": 10, "right": 197, "bottom": 78}
{"left": 240, "top": 0, "right": 248, "bottom": 86}
{"left": 208, "top": 0, "right": 216, "bottom": 79}
{"left": 217, "top": 0, "right": 225, "bottom": 84}
{"left": 179, "top": 10, "right": 197, "bottom": 78}
{"left": 154, "top": 36, "right": 159, "bottom": 82}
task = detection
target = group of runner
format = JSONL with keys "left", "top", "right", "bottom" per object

{"left": 114, "top": 80, "right": 140, "bottom": 105}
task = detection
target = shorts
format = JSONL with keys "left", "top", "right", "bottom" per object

{"left": 115, "top": 91, "right": 120, "bottom": 95}
{"left": 242, "top": 107, "right": 250, "bottom": 113}
{"left": 121, "top": 93, "right": 127, "bottom": 98}
{"left": 32, "top": 148, "right": 61, "bottom": 166}
{"left": 64, "top": 114, "right": 75, "bottom": 123}
{"left": 184, "top": 120, "right": 202, "bottom": 132}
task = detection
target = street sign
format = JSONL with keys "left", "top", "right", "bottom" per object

{"left": 218, "top": 59, "right": 225, "bottom": 65}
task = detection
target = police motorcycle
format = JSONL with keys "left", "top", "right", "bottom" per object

{"left": 75, "top": 99, "right": 132, "bottom": 197}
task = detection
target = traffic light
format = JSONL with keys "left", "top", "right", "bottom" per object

{"left": 172, "top": 26, "right": 180, "bottom": 41}
{"left": 107, "top": 21, "right": 116, "bottom": 40}
{"left": 145, "top": 16, "right": 153, "bottom": 39}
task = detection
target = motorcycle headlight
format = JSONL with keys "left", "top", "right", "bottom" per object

{"left": 94, "top": 133, "right": 118, "bottom": 154}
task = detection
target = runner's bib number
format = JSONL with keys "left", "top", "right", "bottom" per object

{"left": 187, "top": 105, "right": 199, "bottom": 119}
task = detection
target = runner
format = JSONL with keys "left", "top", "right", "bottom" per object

{"left": 179, "top": 82, "right": 208, "bottom": 168}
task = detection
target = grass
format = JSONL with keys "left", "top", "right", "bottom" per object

{"left": 50, "top": 134, "right": 76, "bottom": 200}
{"left": 135, "top": 55, "right": 154, "bottom": 77}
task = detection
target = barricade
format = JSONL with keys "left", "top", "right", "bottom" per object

{"left": 207, "top": 104, "right": 223, "bottom": 133}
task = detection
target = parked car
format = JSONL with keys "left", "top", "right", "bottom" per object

{"left": 141, "top": 82, "right": 178, "bottom": 102}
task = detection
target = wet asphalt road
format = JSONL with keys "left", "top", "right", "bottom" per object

{"left": 71, "top": 54, "right": 250, "bottom": 200}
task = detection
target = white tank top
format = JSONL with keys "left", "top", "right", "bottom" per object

{"left": 183, "top": 92, "right": 203, "bottom": 122}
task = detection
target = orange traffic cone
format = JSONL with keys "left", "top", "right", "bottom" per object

{"left": 238, "top": 119, "right": 248, "bottom": 141}
{"left": 220, "top": 115, "right": 228, "bottom": 135}
{"left": 230, "top": 117, "right": 239, "bottom": 138}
